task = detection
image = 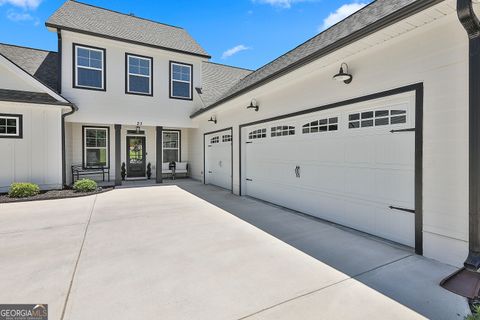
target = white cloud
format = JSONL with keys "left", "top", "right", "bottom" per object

{"left": 0, "top": 0, "right": 42, "bottom": 10}
{"left": 320, "top": 2, "right": 367, "bottom": 31}
{"left": 253, "top": 0, "right": 312, "bottom": 9}
{"left": 222, "top": 45, "right": 251, "bottom": 59}
{"left": 7, "top": 9, "right": 33, "bottom": 21}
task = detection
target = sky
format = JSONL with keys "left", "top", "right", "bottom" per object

{"left": 0, "top": 0, "right": 371, "bottom": 70}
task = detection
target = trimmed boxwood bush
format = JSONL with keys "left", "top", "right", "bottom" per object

{"left": 73, "top": 179, "right": 98, "bottom": 193}
{"left": 8, "top": 182, "right": 40, "bottom": 198}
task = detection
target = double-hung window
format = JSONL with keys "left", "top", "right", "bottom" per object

{"left": 0, "top": 114, "right": 22, "bottom": 138}
{"left": 170, "top": 62, "right": 192, "bottom": 100}
{"left": 126, "top": 54, "right": 152, "bottom": 95}
{"left": 74, "top": 44, "right": 106, "bottom": 90}
{"left": 162, "top": 131, "right": 180, "bottom": 162}
{"left": 83, "top": 127, "right": 109, "bottom": 168}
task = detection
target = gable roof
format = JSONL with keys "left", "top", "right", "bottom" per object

{"left": 46, "top": 0, "right": 210, "bottom": 59}
{"left": 190, "top": 0, "right": 443, "bottom": 118}
{"left": 200, "top": 62, "right": 252, "bottom": 107}
{"left": 0, "top": 43, "right": 58, "bottom": 91}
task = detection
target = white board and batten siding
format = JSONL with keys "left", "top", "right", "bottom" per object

{"left": 204, "top": 129, "right": 232, "bottom": 190}
{"left": 243, "top": 93, "right": 415, "bottom": 247}
{"left": 0, "top": 102, "right": 63, "bottom": 192}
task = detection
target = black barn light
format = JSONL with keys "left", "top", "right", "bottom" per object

{"left": 333, "top": 63, "right": 353, "bottom": 84}
{"left": 247, "top": 99, "right": 259, "bottom": 112}
{"left": 208, "top": 116, "right": 217, "bottom": 124}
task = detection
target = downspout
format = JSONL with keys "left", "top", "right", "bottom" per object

{"left": 62, "top": 105, "right": 76, "bottom": 188}
{"left": 57, "top": 29, "right": 62, "bottom": 94}
{"left": 458, "top": 0, "right": 480, "bottom": 271}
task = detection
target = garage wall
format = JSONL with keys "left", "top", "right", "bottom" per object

{"left": 191, "top": 13, "right": 469, "bottom": 267}
{"left": 0, "top": 102, "right": 63, "bottom": 192}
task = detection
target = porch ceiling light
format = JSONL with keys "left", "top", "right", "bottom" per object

{"left": 333, "top": 63, "right": 353, "bottom": 84}
{"left": 247, "top": 99, "right": 259, "bottom": 112}
{"left": 208, "top": 116, "right": 217, "bottom": 124}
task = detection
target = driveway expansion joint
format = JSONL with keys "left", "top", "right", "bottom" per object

{"left": 60, "top": 195, "right": 98, "bottom": 320}
{"left": 237, "top": 254, "right": 414, "bottom": 319}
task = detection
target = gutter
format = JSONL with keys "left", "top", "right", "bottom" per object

{"left": 190, "top": 0, "right": 444, "bottom": 119}
{"left": 458, "top": 0, "right": 480, "bottom": 271}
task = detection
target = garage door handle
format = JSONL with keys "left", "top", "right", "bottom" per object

{"left": 208, "top": 171, "right": 212, "bottom": 173}
{"left": 295, "top": 166, "right": 300, "bottom": 178}
{"left": 390, "top": 128, "right": 415, "bottom": 133}
{"left": 389, "top": 206, "right": 415, "bottom": 214}
{"left": 246, "top": 178, "right": 252, "bottom": 181}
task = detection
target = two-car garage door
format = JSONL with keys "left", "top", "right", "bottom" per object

{"left": 242, "top": 94, "right": 416, "bottom": 247}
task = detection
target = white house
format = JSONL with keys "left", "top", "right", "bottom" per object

{"left": 1, "top": 0, "right": 480, "bottom": 273}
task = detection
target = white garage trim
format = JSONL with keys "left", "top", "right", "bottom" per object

{"left": 239, "top": 83, "right": 423, "bottom": 254}
{"left": 204, "top": 127, "right": 233, "bottom": 192}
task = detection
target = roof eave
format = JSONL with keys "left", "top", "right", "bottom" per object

{"left": 190, "top": 0, "right": 443, "bottom": 119}
{"left": 47, "top": 23, "right": 212, "bottom": 59}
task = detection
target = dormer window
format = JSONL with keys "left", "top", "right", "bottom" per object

{"left": 170, "top": 61, "right": 192, "bottom": 100}
{"left": 126, "top": 53, "right": 153, "bottom": 96}
{"left": 73, "top": 43, "right": 106, "bottom": 90}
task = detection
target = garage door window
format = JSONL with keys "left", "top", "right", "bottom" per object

{"left": 210, "top": 136, "right": 219, "bottom": 144}
{"left": 349, "top": 109, "right": 407, "bottom": 129}
{"left": 248, "top": 129, "right": 267, "bottom": 140}
{"left": 222, "top": 134, "right": 232, "bottom": 142}
{"left": 271, "top": 126, "right": 295, "bottom": 137}
{"left": 302, "top": 117, "right": 338, "bottom": 134}
{"left": 0, "top": 114, "right": 22, "bottom": 138}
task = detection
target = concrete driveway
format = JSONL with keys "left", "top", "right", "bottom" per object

{"left": 0, "top": 180, "right": 470, "bottom": 320}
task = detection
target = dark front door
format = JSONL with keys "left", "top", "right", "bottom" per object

{"left": 126, "top": 136, "right": 146, "bottom": 178}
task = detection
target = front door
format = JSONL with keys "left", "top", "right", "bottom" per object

{"left": 126, "top": 136, "right": 146, "bottom": 178}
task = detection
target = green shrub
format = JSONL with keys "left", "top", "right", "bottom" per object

{"left": 8, "top": 182, "right": 40, "bottom": 198}
{"left": 73, "top": 179, "right": 97, "bottom": 193}
{"left": 466, "top": 305, "right": 480, "bottom": 320}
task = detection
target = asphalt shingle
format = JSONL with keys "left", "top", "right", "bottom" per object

{"left": 0, "top": 89, "right": 70, "bottom": 105}
{"left": 0, "top": 44, "right": 58, "bottom": 91}
{"left": 200, "top": 62, "right": 252, "bottom": 107}
{"left": 46, "top": 0, "right": 210, "bottom": 58}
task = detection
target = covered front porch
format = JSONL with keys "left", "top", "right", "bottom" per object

{"left": 65, "top": 122, "right": 194, "bottom": 186}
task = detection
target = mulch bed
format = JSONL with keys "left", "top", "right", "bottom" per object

{"left": 0, "top": 187, "right": 113, "bottom": 204}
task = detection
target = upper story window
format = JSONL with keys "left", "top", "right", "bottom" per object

{"left": 170, "top": 61, "right": 192, "bottom": 100}
{"left": 74, "top": 44, "right": 106, "bottom": 91}
{"left": 126, "top": 54, "right": 152, "bottom": 96}
{"left": 0, "top": 114, "right": 22, "bottom": 138}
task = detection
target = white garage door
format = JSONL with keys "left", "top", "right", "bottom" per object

{"left": 243, "top": 95, "right": 416, "bottom": 247}
{"left": 205, "top": 129, "right": 232, "bottom": 190}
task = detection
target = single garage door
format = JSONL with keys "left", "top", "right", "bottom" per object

{"left": 205, "top": 129, "right": 232, "bottom": 190}
{"left": 243, "top": 95, "right": 416, "bottom": 247}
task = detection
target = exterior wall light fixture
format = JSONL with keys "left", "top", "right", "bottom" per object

{"left": 208, "top": 116, "right": 217, "bottom": 124}
{"left": 247, "top": 99, "right": 259, "bottom": 112}
{"left": 333, "top": 63, "right": 353, "bottom": 84}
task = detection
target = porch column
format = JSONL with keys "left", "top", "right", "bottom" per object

{"left": 156, "top": 126, "right": 163, "bottom": 183}
{"left": 114, "top": 124, "right": 122, "bottom": 186}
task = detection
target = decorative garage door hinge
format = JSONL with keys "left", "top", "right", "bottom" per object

{"left": 389, "top": 205, "right": 415, "bottom": 214}
{"left": 390, "top": 128, "right": 415, "bottom": 133}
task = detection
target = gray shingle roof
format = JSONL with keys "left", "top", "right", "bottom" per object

{"left": 191, "top": 0, "right": 438, "bottom": 117}
{"left": 200, "top": 62, "right": 252, "bottom": 107}
{"left": 46, "top": 0, "right": 210, "bottom": 58}
{"left": 0, "top": 89, "right": 71, "bottom": 106}
{"left": 0, "top": 43, "right": 58, "bottom": 91}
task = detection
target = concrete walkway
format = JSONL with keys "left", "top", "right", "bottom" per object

{"left": 0, "top": 180, "right": 470, "bottom": 320}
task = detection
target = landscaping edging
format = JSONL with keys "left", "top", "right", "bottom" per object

{"left": 0, "top": 187, "right": 113, "bottom": 204}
